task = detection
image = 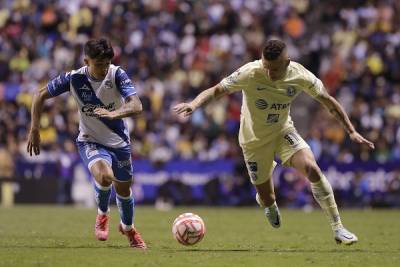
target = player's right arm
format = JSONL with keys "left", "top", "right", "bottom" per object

{"left": 27, "top": 87, "right": 52, "bottom": 156}
{"left": 173, "top": 64, "right": 249, "bottom": 117}
{"left": 27, "top": 72, "right": 71, "bottom": 156}
{"left": 173, "top": 84, "right": 228, "bottom": 117}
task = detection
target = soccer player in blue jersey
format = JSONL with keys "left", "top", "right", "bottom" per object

{"left": 27, "top": 38, "right": 146, "bottom": 249}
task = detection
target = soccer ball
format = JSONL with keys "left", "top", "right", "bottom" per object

{"left": 172, "top": 213, "right": 206, "bottom": 246}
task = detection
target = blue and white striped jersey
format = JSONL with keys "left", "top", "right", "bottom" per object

{"left": 47, "top": 65, "right": 136, "bottom": 148}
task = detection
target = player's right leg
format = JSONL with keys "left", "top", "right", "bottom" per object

{"left": 76, "top": 141, "right": 113, "bottom": 241}
{"left": 242, "top": 143, "right": 281, "bottom": 228}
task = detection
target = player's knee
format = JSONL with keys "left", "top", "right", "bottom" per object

{"left": 115, "top": 184, "right": 131, "bottom": 198}
{"left": 97, "top": 171, "right": 114, "bottom": 186}
{"left": 113, "top": 178, "right": 132, "bottom": 197}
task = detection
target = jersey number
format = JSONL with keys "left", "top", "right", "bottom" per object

{"left": 284, "top": 132, "right": 300, "bottom": 145}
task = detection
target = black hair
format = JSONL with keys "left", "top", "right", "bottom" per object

{"left": 262, "top": 39, "right": 286, "bottom": 60}
{"left": 84, "top": 38, "right": 114, "bottom": 60}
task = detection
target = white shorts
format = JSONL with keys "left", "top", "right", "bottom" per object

{"left": 241, "top": 129, "right": 310, "bottom": 185}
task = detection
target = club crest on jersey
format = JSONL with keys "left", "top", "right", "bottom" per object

{"left": 286, "top": 86, "right": 296, "bottom": 97}
{"left": 104, "top": 80, "right": 113, "bottom": 89}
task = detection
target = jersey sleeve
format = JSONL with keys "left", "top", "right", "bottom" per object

{"left": 47, "top": 72, "right": 71, "bottom": 97}
{"left": 219, "top": 64, "right": 250, "bottom": 92}
{"left": 115, "top": 68, "right": 136, "bottom": 98}
{"left": 302, "top": 68, "right": 326, "bottom": 98}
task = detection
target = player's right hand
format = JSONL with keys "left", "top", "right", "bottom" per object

{"left": 173, "top": 103, "right": 195, "bottom": 117}
{"left": 27, "top": 129, "right": 41, "bottom": 156}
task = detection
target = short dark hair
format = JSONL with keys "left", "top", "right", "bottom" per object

{"left": 84, "top": 38, "right": 114, "bottom": 60}
{"left": 262, "top": 39, "right": 286, "bottom": 60}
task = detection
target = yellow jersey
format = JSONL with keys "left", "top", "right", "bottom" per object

{"left": 220, "top": 60, "right": 325, "bottom": 148}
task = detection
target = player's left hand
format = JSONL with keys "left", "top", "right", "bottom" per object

{"left": 349, "top": 131, "right": 375, "bottom": 149}
{"left": 94, "top": 108, "right": 115, "bottom": 119}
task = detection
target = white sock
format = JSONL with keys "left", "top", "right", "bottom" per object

{"left": 120, "top": 222, "right": 134, "bottom": 231}
{"left": 97, "top": 208, "right": 110, "bottom": 215}
{"left": 310, "top": 175, "right": 343, "bottom": 231}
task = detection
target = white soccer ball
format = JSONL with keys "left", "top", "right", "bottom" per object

{"left": 172, "top": 212, "right": 206, "bottom": 246}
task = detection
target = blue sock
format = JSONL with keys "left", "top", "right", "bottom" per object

{"left": 94, "top": 181, "right": 112, "bottom": 214}
{"left": 116, "top": 192, "right": 134, "bottom": 229}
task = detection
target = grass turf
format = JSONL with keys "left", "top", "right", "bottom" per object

{"left": 0, "top": 206, "right": 399, "bottom": 267}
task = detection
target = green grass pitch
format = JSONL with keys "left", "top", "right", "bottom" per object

{"left": 0, "top": 206, "right": 399, "bottom": 267}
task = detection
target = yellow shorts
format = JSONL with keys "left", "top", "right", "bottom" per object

{"left": 241, "top": 129, "right": 310, "bottom": 185}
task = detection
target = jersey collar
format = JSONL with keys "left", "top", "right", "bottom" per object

{"left": 85, "top": 67, "right": 104, "bottom": 82}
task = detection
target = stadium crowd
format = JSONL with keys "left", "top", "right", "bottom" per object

{"left": 0, "top": 0, "right": 399, "bottom": 206}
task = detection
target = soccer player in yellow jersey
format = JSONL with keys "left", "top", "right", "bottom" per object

{"left": 173, "top": 39, "right": 374, "bottom": 245}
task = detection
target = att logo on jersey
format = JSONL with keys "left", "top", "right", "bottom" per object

{"left": 81, "top": 103, "right": 116, "bottom": 117}
{"left": 255, "top": 100, "right": 290, "bottom": 111}
{"left": 270, "top": 103, "right": 290, "bottom": 110}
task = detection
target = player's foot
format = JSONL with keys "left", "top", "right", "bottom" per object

{"left": 118, "top": 224, "right": 147, "bottom": 249}
{"left": 95, "top": 214, "right": 109, "bottom": 241}
{"left": 334, "top": 228, "right": 358, "bottom": 245}
{"left": 264, "top": 204, "right": 281, "bottom": 228}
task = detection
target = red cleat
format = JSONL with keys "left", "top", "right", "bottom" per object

{"left": 95, "top": 214, "right": 109, "bottom": 241}
{"left": 118, "top": 224, "right": 147, "bottom": 249}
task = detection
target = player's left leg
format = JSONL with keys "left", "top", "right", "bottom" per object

{"left": 110, "top": 146, "right": 147, "bottom": 249}
{"left": 289, "top": 148, "right": 358, "bottom": 245}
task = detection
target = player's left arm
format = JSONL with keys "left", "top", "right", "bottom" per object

{"left": 94, "top": 68, "right": 142, "bottom": 119}
{"left": 315, "top": 91, "right": 375, "bottom": 149}
{"left": 94, "top": 94, "right": 142, "bottom": 119}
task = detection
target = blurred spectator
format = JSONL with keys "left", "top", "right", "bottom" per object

{"left": 57, "top": 139, "right": 79, "bottom": 204}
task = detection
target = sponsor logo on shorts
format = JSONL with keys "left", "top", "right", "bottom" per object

{"left": 85, "top": 144, "right": 99, "bottom": 158}
{"left": 247, "top": 161, "right": 258, "bottom": 182}
{"left": 247, "top": 161, "right": 258, "bottom": 172}
{"left": 117, "top": 160, "right": 131, "bottom": 168}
